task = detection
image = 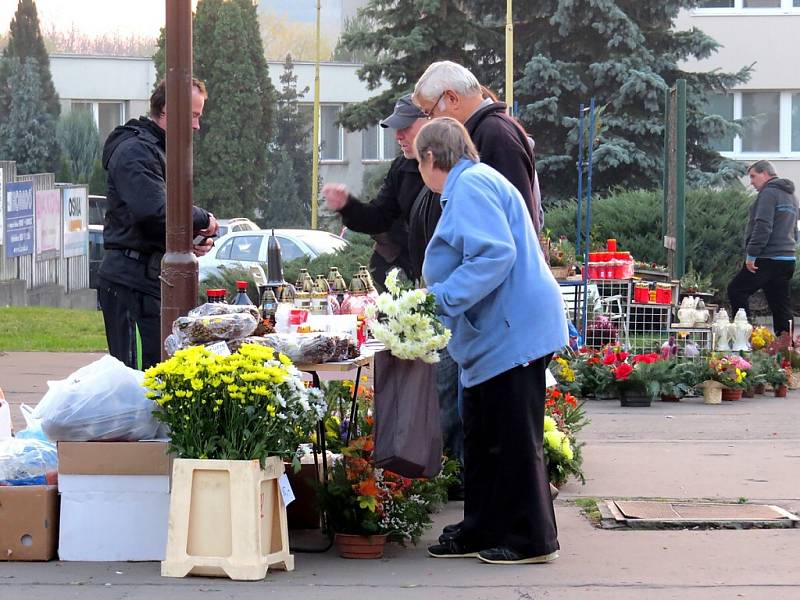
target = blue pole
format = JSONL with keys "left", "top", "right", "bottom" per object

{"left": 581, "top": 98, "right": 596, "bottom": 337}
{"left": 576, "top": 103, "right": 584, "bottom": 260}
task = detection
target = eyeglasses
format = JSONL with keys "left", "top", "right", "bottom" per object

{"left": 420, "top": 91, "right": 446, "bottom": 119}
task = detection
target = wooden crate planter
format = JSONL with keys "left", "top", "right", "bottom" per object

{"left": 161, "top": 457, "right": 293, "bottom": 581}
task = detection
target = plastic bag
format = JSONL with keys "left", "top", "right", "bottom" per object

{"left": 32, "top": 355, "right": 160, "bottom": 442}
{"left": 189, "top": 302, "right": 260, "bottom": 321}
{"left": 0, "top": 438, "right": 58, "bottom": 486}
{"left": 172, "top": 312, "right": 258, "bottom": 345}
{"left": 230, "top": 333, "right": 357, "bottom": 364}
{"left": 14, "top": 404, "right": 47, "bottom": 441}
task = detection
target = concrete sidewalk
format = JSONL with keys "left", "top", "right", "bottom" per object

{"left": 1, "top": 351, "right": 798, "bottom": 599}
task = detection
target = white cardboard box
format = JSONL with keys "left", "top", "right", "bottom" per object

{"left": 57, "top": 442, "right": 171, "bottom": 561}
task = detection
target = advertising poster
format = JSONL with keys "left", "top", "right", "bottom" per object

{"left": 63, "top": 187, "right": 88, "bottom": 258}
{"left": 35, "top": 188, "right": 62, "bottom": 259}
{"left": 5, "top": 181, "right": 34, "bottom": 258}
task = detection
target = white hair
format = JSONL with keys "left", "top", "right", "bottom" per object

{"left": 413, "top": 61, "right": 482, "bottom": 105}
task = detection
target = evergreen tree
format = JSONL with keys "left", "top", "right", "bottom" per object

{"left": 264, "top": 54, "right": 311, "bottom": 227}
{"left": 0, "top": 0, "right": 60, "bottom": 172}
{"left": 336, "top": 0, "right": 498, "bottom": 131}
{"left": 0, "top": 58, "right": 57, "bottom": 174}
{"left": 56, "top": 109, "right": 100, "bottom": 183}
{"left": 153, "top": 0, "right": 274, "bottom": 218}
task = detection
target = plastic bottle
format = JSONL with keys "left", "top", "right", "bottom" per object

{"left": 206, "top": 289, "right": 226, "bottom": 303}
{"left": 0, "top": 388, "right": 12, "bottom": 440}
{"left": 232, "top": 280, "right": 254, "bottom": 306}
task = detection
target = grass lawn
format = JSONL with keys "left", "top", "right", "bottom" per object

{"left": 0, "top": 306, "right": 108, "bottom": 352}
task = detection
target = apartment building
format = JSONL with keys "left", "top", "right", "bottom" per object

{"left": 676, "top": 1, "right": 800, "bottom": 183}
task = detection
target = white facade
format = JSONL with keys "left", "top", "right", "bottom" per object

{"left": 676, "top": 2, "right": 800, "bottom": 183}
{"left": 48, "top": 54, "right": 394, "bottom": 199}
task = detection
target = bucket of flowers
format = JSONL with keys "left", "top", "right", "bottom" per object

{"left": 603, "top": 348, "right": 665, "bottom": 407}
{"left": 705, "top": 354, "right": 750, "bottom": 401}
{"left": 144, "top": 343, "right": 327, "bottom": 579}
{"left": 315, "top": 433, "right": 457, "bottom": 559}
{"left": 544, "top": 387, "right": 589, "bottom": 487}
{"left": 568, "top": 348, "right": 615, "bottom": 399}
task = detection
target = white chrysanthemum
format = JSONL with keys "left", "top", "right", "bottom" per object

{"left": 385, "top": 268, "right": 401, "bottom": 295}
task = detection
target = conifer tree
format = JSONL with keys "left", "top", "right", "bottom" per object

{"left": 0, "top": 0, "right": 60, "bottom": 172}
{"left": 154, "top": 0, "right": 274, "bottom": 218}
{"left": 264, "top": 54, "right": 311, "bottom": 227}
{"left": 0, "top": 58, "right": 57, "bottom": 173}
{"left": 56, "top": 109, "right": 100, "bottom": 183}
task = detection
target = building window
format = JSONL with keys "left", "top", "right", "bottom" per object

{"left": 70, "top": 100, "right": 125, "bottom": 142}
{"left": 706, "top": 94, "right": 735, "bottom": 152}
{"left": 705, "top": 90, "right": 800, "bottom": 156}
{"left": 361, "top": 124, "right": 399, "bottom": 161}
{"left": 320, "top": 105, "right": 343, "bottom": 161}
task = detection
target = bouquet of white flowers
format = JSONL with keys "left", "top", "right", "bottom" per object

{"left": 365, "top": 269, "right": 451, "bottom": 364}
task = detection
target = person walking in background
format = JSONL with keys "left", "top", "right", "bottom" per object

{"left": 727, "top": 160, "right": 798, "bottom": 335}
{"left": 417, "top": 118, "right": 567, "bottom": 565}
{"left": 411, "top": 60, "right": 543, "bottom": 233}
{"left": 98, "top": 78, "right": 218, "bottom": 370}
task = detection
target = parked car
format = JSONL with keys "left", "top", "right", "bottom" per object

{"left": 198, "top": 228, "right": 349, "bottom": 281}
{"left": 214, "top": 217, "right": 260, "bottom": 239}
{"left": 88, "top": 224, "right": 104, "bottom": 291}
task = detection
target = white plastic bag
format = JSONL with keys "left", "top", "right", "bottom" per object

{"left": 32, "top": 355, "right": 160, "bottom": 442}
{"left": 0, "top": 438, "right": 58, "bottom": 485}
{"left": 14, "top": 404, "right": 47, "bottom": 441}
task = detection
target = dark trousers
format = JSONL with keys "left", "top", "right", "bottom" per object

{"left": 458, "top": 358, "right": 559, "bottom": 556}
{"left": 97, "top": 277, "right": 161, "bottom": 370}
{"left": 436, "top": 347, "right": 463, "bottom": 465}
{"left": 727, "top": 259, "right": 795, "bottom": 335}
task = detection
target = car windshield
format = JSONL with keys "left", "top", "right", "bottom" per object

{"left": 290, "top": 231, "right": 348, "bottom": 255}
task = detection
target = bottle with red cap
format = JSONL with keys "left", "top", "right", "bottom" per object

{"left": 206, "top": 288, "right": 227, "bottom": 303}
{"left": 233, "top": 280, "right": 254, "bottom": 306}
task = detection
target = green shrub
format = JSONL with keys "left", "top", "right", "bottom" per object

{"left": 543, "top": 186, "right": 800, "bottom": 305}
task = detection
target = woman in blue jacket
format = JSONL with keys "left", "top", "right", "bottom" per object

{"left": 416, "top": 118, "right": 568, "bottom": 565}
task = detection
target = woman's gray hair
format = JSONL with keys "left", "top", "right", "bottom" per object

{"left": 414, "top": 118, "right": 479, "bottom": 171}
{"left": 414, "top": 61, "right": 482, "bottom": 103}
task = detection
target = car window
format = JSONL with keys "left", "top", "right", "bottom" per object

{"left": 216, "top": 225, "right": 229, "bottom": 238}
{"left": 292, "top": 231, "right": 348, "bottom": 255}
{"left": 216, "top": 238, "right": 234, "bottom": 259}
{"left": 230, "top": 235, "right": 263, "bottom": 261}
{"left": 276, "top": 236, "right": 307, "bottom": 261}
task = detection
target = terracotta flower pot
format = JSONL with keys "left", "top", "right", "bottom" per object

{"left": 660, "top": 394, "right": 680, "bottom": 402}
{"left": 753, "top": 383, "right": 766, "bottom": 395}
{"left": 742, "top": 388, "right": 755, "bottom": 398}
{"left": 774, "top": 384, "right": 788, "bottom": 397}
{"left": 334, "top": 533, "right": 388, "bottom": 559}
{"left": 721, "top": 388, "right": 743, "bottom": 401}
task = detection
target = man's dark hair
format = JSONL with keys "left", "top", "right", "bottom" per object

{"left": 748, "top": 160, "right": 777, "bottom": 177}
{"left": 149, "top": 78, "right": 208, "bottom": 118}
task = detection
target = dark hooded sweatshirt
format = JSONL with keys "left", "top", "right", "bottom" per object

{"left": 99, "top": 117, "right": 211, "bottom": 296}
{"left": 464, "top": 101, "right": 542, "bottom": 233}
{"left": 745, "top": 177, "right": 798, "bottom": 259}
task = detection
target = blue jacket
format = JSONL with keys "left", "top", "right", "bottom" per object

{"left": 422, "top": 159, "right": 568, "bottom": 387}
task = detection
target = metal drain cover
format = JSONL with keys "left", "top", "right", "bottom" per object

{"left": 603, "top": 500, "right": 799, "bottom": 529}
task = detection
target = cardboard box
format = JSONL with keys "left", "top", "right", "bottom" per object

{"left": 0, "top": 485, "right": 59, "bottom": 561}
{"left": 57, "top": 442, "right": 171, "bottom": 561}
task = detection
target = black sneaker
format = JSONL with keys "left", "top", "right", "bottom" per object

{"left": 438, "top": 521, "right": 463, "bottom": 543}
{"left": 478, "top": 547, "right": 559, "bottom": 565}
{"left": 427, "top": 538, "right": 480, "bottom": 559}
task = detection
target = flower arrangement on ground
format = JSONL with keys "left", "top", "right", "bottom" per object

{"left": 762, "top": 358, "right": 788, "bottom": 388}
{"left": 548, "top": 354, "right": 581, "bottom": 395}
{"left": 365, "top": 268, "right": 451, "bottom": 363}
{"left": 705, "top": 354, "right": 751, "bottom": 389}
{"left": 143, "top": 344, "right": 326, "bottom": 467}
{"left": 603, "top": 348, "right": 666, "bottom": 400}
{"left": 316, "top": 434, "right": 458, "bottom": 545}
{"left": 544, "top": 387, "right": 587, "bottom": 486}
{"left": 750, "top": 327, "right": 776, "bottom": 351}
{"left": 571, "top": 347, "right": 614, "bottom": 396}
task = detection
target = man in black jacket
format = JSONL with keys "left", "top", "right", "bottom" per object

{"left": 97, "top": 78, "right": 218, "bottom": 370}
{"left": 728, "top": 160, "right": 798, "bottom": 335}
{"left": 411, "top": 60, "right": 542, "bottom": 233}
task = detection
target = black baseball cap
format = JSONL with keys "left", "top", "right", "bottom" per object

{"left": 379, "top": 94, "right": 427, "bottom": 129}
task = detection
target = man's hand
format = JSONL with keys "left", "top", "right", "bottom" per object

{"left": 193, "top": 237, "right": 214, "bottom": 257}
{"left": 746, "top": 258, "right": 758, "bottom": 273}
{"left": 198, "top": 213, "right": 219, "bottom": 238}
{"left": 322, "top": 183, "right": 349, "bottom": 211}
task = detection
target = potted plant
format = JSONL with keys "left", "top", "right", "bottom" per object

{"left": 653, "top": 359, "right": 695, "bottom": 402}
{"left": 762, "top": 359, "right": 789, "bottom": 397}
{"left": 744, "top": 350, "right": 771, "bottom": 396}
{"left": 144, "top": 344, "right": 327, "bottom": 580}
{"left": 603, "top": 348, "right": 664, "bottom": 407}
{"left": 569, "top": 348, "right": 616, "bottom": 398}
{"left": 679, "top": 262, "right": 715, "bottom": 298}
{"left": 316, "top": 434, "right": 455, "bottom": 558}
{"left": 546, "top": 234, "right": 576, "bottom": 279}
{"left": 706, "top": 354, "right": 751, "bottom": 401}
{"left": 584, "top": 315, "right": 619, "bottom": 349}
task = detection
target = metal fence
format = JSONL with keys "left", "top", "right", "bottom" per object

{"left": 0, "top": 160, "right": 90, "bottom": 293}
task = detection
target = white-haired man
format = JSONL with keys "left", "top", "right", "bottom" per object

{"left": 412, "top": 60, "right": 542, "bottom": 232}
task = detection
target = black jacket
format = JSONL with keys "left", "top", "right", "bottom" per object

{"left": 464, "top": 101, "right": 541, "bottom": 233}
{"left": 99, "top": 117, "right": 211, "bottom": 296}
{"left": 339, "top": 155, "right": 441, "bottom": 280}
{"left": 745, "top": 177, "right": 799, "bottom": 258}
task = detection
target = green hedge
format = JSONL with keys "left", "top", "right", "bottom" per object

{"left": 543, "top": 187, "right": 800, "bottom": 305}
